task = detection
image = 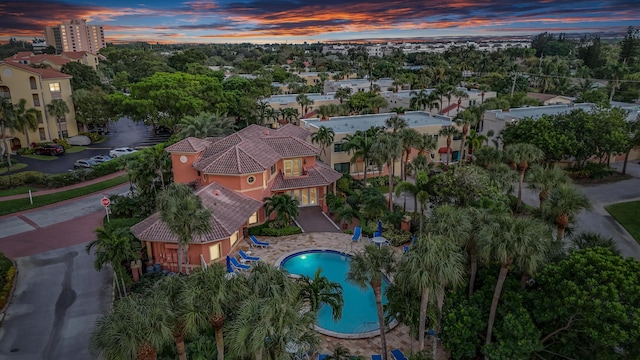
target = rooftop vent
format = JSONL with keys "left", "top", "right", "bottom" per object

{"left": 213, "top": 189, "right": 221, "bottom": 196}
{"left": 263, "top": 130, "right": 270, "bottom": 135}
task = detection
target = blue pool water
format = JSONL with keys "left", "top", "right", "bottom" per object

{"left": 281, "top": 250, "right": 388, "bottom": 335}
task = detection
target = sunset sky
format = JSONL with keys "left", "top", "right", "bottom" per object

{"left": 1, "top": 0, "right": 639, "bottom": 44}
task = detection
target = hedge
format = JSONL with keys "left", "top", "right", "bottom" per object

{"left": 0, "top": 253, "right": 15, "bottom": 309}
{"left": 248, "top": 223, "right": 302, "bottom": 237}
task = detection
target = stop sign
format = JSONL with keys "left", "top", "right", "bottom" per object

{"left": 101, "top": 197, "right": 111, "bottom": 207}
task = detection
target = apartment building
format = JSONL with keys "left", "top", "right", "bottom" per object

{"left": 44, "top": 19, "right": 106, "bottom": 54}
{"left": 302, "top": 111, "right": 461, "bottom": 178}
{"left": 324, "top": 78, "right": 395, "bottom": 94}
{"left": 263, "top": 93, "right": 341, "bottom": 112}
{"left": 0, "top": 62, "right": 78, "bottom": 153}
{"left": 383, "top": 88, "right": 497, "bottom": 116}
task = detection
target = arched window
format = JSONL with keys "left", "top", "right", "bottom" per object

{"left": 29, "top": 76, "right": 37, "bottom": 90}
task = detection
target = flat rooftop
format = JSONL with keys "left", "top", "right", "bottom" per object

{"left": 487, "top": 103, "right": 639, "bottom": 122}
{"left": 302, "top": 111, "right": 452, "bottom": 134}
{"left": 265, "top": 93, "right": 336, "bottom": 104}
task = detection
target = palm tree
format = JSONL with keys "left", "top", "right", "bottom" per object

{"left": 396, "top": 234, "right": 465, "bottom": 354}
{"left": 298, "top": 268, "right": 344, "bottom": 321}
{"left": 334, "top": 88, "right": 352, "bottom": 104}
{"left": 86, "top": 227, "right": 140, "bottom": 298}
{"left": 156, "top": 183, "right": 212, "bottom": 273}
{"left": 183, "top": 263, "right": 240, "bottom": 360}
{"left": 325, "top": 345, "right": 353, "bottom": 360}
{"left": 466, "top": 129, "right": 487, "bottom": 156}
{"left": 316, "top": 105, "right": 332, "bottom": 120}
{"left": 544, "top": 184, "right": 591, "bottom": 240}
{"left": 477, "top": 214, "right": 552, "bottom": 356}
{"left": 438, "top": 126, "right": 460, "bottom": 167}
{"left": 454, "top": 109, "right": 479, "bottom": 161}
{"left": 405, "top": 153, "right": 430, "bottom": 178}
{"left": 526, "top": 164, "right": 571, "bottom": 209}
{"left": 434, "top": 83, "right": 453, "bottom": 112}
{"left": 177, "top": 111, "right": 235, "bottom": 140}
{"left": 0, "top": 97, "right": 15, "bottom": 167}
{"left": 570, "top": 231, "right": 620, "bottom": 255}
{"left": 255, "top": 101, "right": 271, "bottom": 126}
{"left": 372, "top": 132, "right": 403, "bottom": 210}
{"left": 368, "top": 94, "right": 388, "bottom": 114}
{"left": 263, "top": 194, "right": 299, "bottom": 229}
{"left": 46, "top": 99, "right": 69, "bottom": 139}
{"left": 150, "top": 276, "right": 192, "bottom": 360}
{"left": 310, "top": 125, "right": 335, "bottom": 157}
{"left": 447, "top": 88, "right": 467, "bottom": 116}
{"left": 89, "top": 292, "right": 173, "bottom": 360}
{"left": 347, "top": 245, "right": 396, "bottom": 360}
{"left": 11, "top": 99, "right": 39, "bottom": 148}
{"left": 417, "top": 133, "right": 437, "bottom": 162}
{"left": 504, "top": 143, "right": 544, "bottom": 211}
{"left": 342, "top": 131, "right": 377, "bottom": 182}
{"left": 606, "top": 62, "right": 628, "bottom": 102}
{"left": 296, "top": 93, "right": 313, "bottom": 115}
{"left": 385, "top": 115, "right": 407, "bottom": 134}
{"left": 141, "top": 145, "right": 172, "bottom": 190}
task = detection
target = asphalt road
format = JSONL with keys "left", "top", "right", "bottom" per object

{"left": 7, "top": 117, "right": 170, "bottom": 175}
{"left": 0, "top": 243, "right": 112, "bottom": 360}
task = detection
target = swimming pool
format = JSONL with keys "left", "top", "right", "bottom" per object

{"left": 279, "top": 249, "right": 390, "bottom": 338}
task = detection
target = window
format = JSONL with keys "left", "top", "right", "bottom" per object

{"left": 29, "top": 77, "right": 37, "bottom": 90}
{"left": 249, "top": 212, "right": 258, "bottom": 225}
{"left": 334, "top": 162, "right": 350, "bottom": 173}
{"left": 35, "top": 112, "right": 43, "bottom": 124}
{"left": 247, "top": 176, "right": 256, "bottom": 184}
{"left": 271, "top": 164, "right": 276, "bottom": 175}
{"left": 32, "top": 94, "right": 40, "bottom": 107}
{"left": 209, "top": 243, "right": 221, "bottom": 261}
{"left": 230, "top": 231, "right": 238, "bottom": 246}
{"left": 48, "top": 82, "right": 60, "bottom": 92}
{"left": 38, "top": 128, "right": 46, "bottom": 140}
{"left": 283, "top": 159, "right": 301, "bottom": 177}
{"left": 333, "top": 143, "right": 345, "bottom": 153}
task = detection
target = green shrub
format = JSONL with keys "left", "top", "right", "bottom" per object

{"left": 0, "top": 253, "right": 15, "bottom": 309}
{"left": 382, "top": 228, "right": 412, "bottom": 246}
{"left": 566, "top": 162, "right": 615, "bottom": 180}
{"left": 79, "top": 132, "right": 101, "bottom": 143}
{"left": 104, "top": 217, "right": 143, "bottom": 233}
{"left": 261, "top": 226, "right": 302, "bottom": 236}
{"left": 55, "top": 138, "right": 71, "bottom": 149}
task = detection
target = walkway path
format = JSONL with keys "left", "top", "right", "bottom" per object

{"left": 296, "top": 206, "right": 342, "bottom": 233}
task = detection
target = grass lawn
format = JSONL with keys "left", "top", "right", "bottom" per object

{"left": 606, "top": 201, "right": 640, "bottom": 244}
{"left": 0, "top": 175, "right": 129, "bottom": 216}
{"left": 0, "top": 186, "right": 39, "bottom": 197}
{"left": 23, "top": 154, "right": 58, "bottom": 161}
{"left": 0, "top": 163, "right": 28, "bottom": 174}
{"left": 65, "top": 146, "right": 87, "bottom": 154}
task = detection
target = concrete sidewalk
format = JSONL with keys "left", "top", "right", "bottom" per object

{"left": 0, "top": 170, "right": 126, "bottom": 201}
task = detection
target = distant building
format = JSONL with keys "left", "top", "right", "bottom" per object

{"left": 44, "top": 19, "right": 105, "bottom": 54}
{"left": 32, "top": 39, "right": 47, "bottom": 54}
{"left": 4, "top": 51, "right": 101, "bottom": 71}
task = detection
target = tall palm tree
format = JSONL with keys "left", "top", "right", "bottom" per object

{"left": 150, "top": 276, "right": 191, "bottom": 360}
{"left": 334, "top": 87, "right": 352, "bottom": 104}
{"left": 405, "top": 153, "right": 430, "bottom": 177}
{"left": 447, "top": 88, "right": 468, "bottom": 116}
{"left": 183, "top": 263, "right": 241, "bottom": 360}
{"left": 141, "top": 145, "right": 172, "bottom": 190}
{"left": 544, "top": 184, "right": 591, "bottom": 240}
{"left": 438, "top": 126, "right": 460, "bottom": 167}
{"left": 310, "top": 125, "right": 335, "bottom": 157}
{"left": 399, "top": 128, "right": 420, "bottom": 181}
{"left": 477, "top": 214, "right": 552, "bottom": 357}
{"left": 298, "top": 268, "right": 344, "bottom": 321}
{"left": 0, "top": 97, "right": 15, "bottom": 167}
{"left": 86, "top": 227, "right": 140, "bottom": 298}
{"left": 372, "top": 132, "right": 403, "bottom": 210}
{"left": 89, "top": 292, "right": 173, "bottom": 360}
{"left": 397, "top": 234, "right": 465, "bottom": 354}
{"left": 454, "top": 109, "right": 479, "bottom": 161}
{"left": 342, "top": 131, "right": 377, "bottom": 182}
{"left": 417, "top": 133, "right": 438, "bottom": 162}
{"left": 263, "top": 194, "right": 299, "bottom": 229}
{"left": 385, "top": 115, "right": 407, "bottom": 134}
{"left": 46, "top": 99, "right": 69, "bottom": 139}
{"left": 156, "top": 183, "right": 212, "bottom": 273}
{"left": 504, "top": 143, "right": 544, "bottom": 211}
{"left": 526, "top": 164, "right": 571, "bottom": 209}
{"left": 434, "top": 83, "right": 453, "bottom": 112}
{"left": 177, "top": 111, "right": 235, "bottom": 140}
{"left": 347, "top": 245, "right": 396, "bottom": 360}
{"left": 11, "top": 98, "right": 39, "bottom": 148}
{"left": 296, "top": 93, "right": 313, "bottom": 115}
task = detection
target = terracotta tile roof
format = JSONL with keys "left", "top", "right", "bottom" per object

{"left": 271, "top": 162, "right": 342, "bottom": 191}
{"left": 61, "top": 51, "right": 91, "bottom": 60}
{"left": 6, "top": 52, "right": 34, "bottom": 61}
{"left": 191, "top": 124, "right": 320, "bottom": 175}
{"left": 261, "top": 136, "right": 319, "bottom": 158}
{"left": 165, "top": 137, "right": 211, "bottom": 153}
{"left": 0, "top": 62, "right": 71, "bottom": 79}
{"left": 32, "top": 55, "right": 69, "bottom": 66}
{"left": 131, "top": 182, "right": 262, "bottom": 243}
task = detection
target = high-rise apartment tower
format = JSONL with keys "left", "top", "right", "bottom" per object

{"left": 44, "top": 19, "right": 105, "bottom": 54}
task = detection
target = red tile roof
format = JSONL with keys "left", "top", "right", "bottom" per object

{"left": 0, "top": 62, "right": 71, "bottom": 79}
{"left": 131, "top": 182, "right": 262, "bottom": 243}
{"left": 165, "top": 137, "right": 211, "bottom": 153}
{"left": 271, "top": 162, "right": 342, "bottom": 191}
{"left": 61, "top": 51, "right": 91, "bottom": 60}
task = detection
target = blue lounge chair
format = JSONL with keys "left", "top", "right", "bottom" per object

{"left": 371, "top": 355, "right": 383, "bottom": 360}
{"left": 229, "top": 256, "right": 251, "bottom": 271}
{"left": 374, "top": 230, "right": 382, "bottom": 238}
{"left": 390, "top": 349, "right": 408, "bottom": 360}
{"left": 239, "top": 249, "right": 260, "bottom": 262}
{"left": 249, "top": 235, "right": 270, "bottom": 248}
{"left": 352, "top": 226, "right": 362, "bottom": 242}
{"left": 318, "top": 355, "right": 329, "bottom": 360}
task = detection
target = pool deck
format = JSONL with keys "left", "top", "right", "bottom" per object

{"left": 231, "top": 232, "right": 449, "bottom": 359}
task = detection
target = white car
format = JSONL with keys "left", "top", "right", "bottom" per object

{"left": 109, "top": 147, "right": 138, "bottom": 158}
{"left": 90, "top": 155, "right": 113, "bottom": 163}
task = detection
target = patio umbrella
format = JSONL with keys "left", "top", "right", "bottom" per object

{"left": 377, "top": 220, "right": 383, "bottom": 234}
{"left": 226, "top": 256, "right": 234, "bottom": 273}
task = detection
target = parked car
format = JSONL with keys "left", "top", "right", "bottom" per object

{"left": 73, "top": 159, "right": 99, "bottom": 169}
{"left": 34, "top": 144, "right": 65, "bottom": 156}
{"left": 88, "top": 124, "right": 109, "bottom": 135}
{"left": 90, "top": 155, "right": 113, "bottom": 163}
{"left": 109, "top": 147, "right": 138, "bottom": 158}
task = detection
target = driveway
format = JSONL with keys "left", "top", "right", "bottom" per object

{"left": 7, "top": 117, "right": 169, "bottom": 175}
{"left": 0, "top": 243, "right": 112, "bottom": 360}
